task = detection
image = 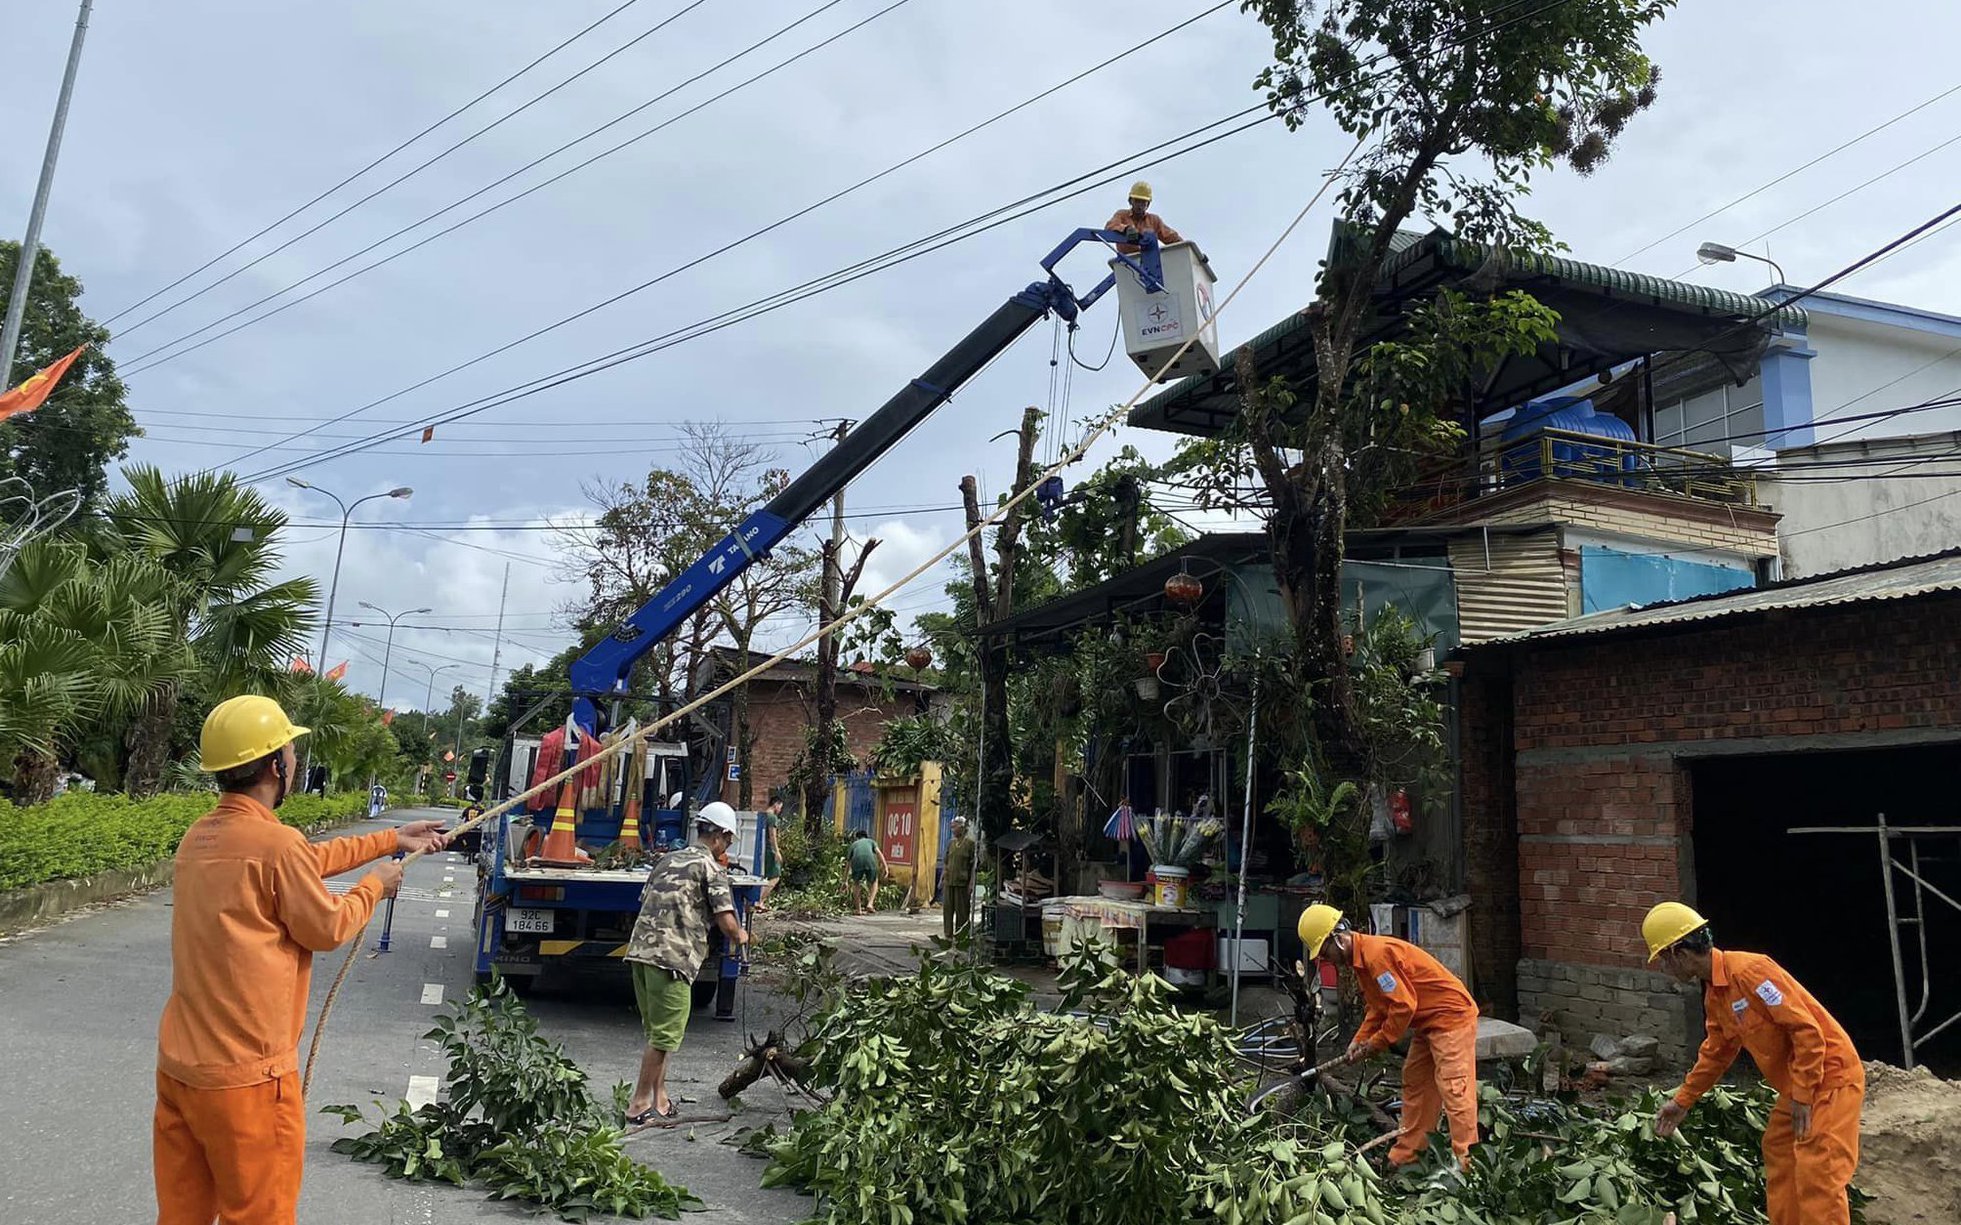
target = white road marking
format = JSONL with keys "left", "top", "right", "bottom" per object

{"left": 434, "top": 908, "right": 450, "bottom": 918}
{"left": 420, "top": 983, "right": 444, "bottom": 1005}
{"left": 406, "top": 1075, "right": 441, "bottom": 1109}
{"left": 430, "top": 935, "right": 448, "bottom": 949}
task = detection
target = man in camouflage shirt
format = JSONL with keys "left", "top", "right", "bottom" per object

{"left": 622, "top": 802, "right": 749, "bottom": 1122}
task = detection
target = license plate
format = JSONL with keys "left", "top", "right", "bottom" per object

{"left": 506, "top": 907, "right": 556, "bottom": 934}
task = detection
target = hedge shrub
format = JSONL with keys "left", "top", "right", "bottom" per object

{"left": 0, "top": 790, "right": 370, "bottom": 892}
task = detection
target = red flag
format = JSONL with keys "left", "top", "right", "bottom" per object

{"left": 0, "top": 346, "right": 84, "bottom": 422}
{"left": 421, "top": 425, "right": 435, "bottom": 443}
{"left": 290, "top": 656, "right": 313, "bottom": 674}
{"left": 324, "top": 660, "right": 348, "bottom": 682}
{"left": 442, "top": 749, "right": 455, "bottom": 763}
{"left": 381, "top": 708, "right": 396, "bottom": 725}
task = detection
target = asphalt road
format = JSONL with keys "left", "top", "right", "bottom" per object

{"left": 0, "top": 808, "right": 809, "bottom": 1224}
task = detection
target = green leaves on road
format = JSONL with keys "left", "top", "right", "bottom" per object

{"left": 325, "top": 978, "right": 698, "bottom": 1222}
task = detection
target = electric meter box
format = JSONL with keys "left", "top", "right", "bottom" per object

{"left": 1112, "top": 241, "right": 1220, "bottom": 383}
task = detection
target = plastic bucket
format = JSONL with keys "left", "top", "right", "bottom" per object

{"left": 1152, "top": 865, "right": 1190, "bottom": 908}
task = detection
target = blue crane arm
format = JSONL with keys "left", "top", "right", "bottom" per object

{"left": 567, "top": 230, "right": 1162, "bottom": 730}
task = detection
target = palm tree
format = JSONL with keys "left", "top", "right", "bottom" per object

{"left": 0, "top": 539, "right": 196, "bottom": 802}
{"left": 102, "top": 466, "right": 319, "bottom": 794}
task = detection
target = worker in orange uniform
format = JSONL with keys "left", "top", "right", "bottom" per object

{"left": 1299, "top": 904, "right": 1481, "bottom": 1169}
{"left": 1643, "top": 902, "right": 1864, "bottom": 1225}
{"left": 1104, "top": 180, "right": 1183, "bottom": 255}
{"left": 154, "top": 695, "right": 449, "bottom": 1225}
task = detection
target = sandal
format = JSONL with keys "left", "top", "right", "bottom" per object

{"left": 626, "top": 1102, "right": 678, "bottom": 1126}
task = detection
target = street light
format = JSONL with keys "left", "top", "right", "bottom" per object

{"left": 286, "top": 479, "right": 410, "bottom": 784}
{"left": 1695, "top": 241, "right": 1787, "bottom": 287}
{"left": 408, "top": 661, "right": 462, "bottom": 796}
{"left": 355, "top": 601, "right": 432, "bottom": 712}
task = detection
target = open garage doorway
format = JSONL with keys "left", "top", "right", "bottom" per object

{"left": 1690, "top": 743, "right": 1961, "bottom": 1074}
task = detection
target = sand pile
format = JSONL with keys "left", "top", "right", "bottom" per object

{"left": 1858, "top": 1061, "right": 1961, "bottom": 1225}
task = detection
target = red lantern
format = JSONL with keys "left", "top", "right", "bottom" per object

{"left": 1164, "top": 571, "right": 1203, "bottom": 607}
{"left": 904, "top": 645, "right": 933, "bottom": 671}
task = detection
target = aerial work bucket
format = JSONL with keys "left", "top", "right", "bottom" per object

{"left": 1112, "top": 241, "right": 1219, "bottom": 383}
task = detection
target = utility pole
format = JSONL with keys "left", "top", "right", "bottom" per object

{"left": 486, "top": 562, "right": 510, "bottom": 701}
{"left": 0, "top": 0, "right": 93, "bottom": 384}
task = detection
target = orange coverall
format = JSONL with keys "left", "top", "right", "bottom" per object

{"left": 1103, "top": 209, "right": 1184, "bottom": 255}
{"left": 1349, "top": 933, "right": 1482, "bottom": 1167}
{"left": 1675, "top": 949, "right": 1865, "bottom": 1225}
{"left": 155, "top": 793, "right": 397, "bottom": 1224}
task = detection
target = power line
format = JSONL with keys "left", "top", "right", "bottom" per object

{"left": 158, "top": 0, "right": 1232, "bottom": 470}
{"left": 1613, "top": 79, "right": 1961, "bottom": 268}
{"left": 100, "top": 0, "right": 648, "bottom": 326}
{"left": 235, "top": 102, "right": 1280, "bottom": 483}
{"left": 231, "top": 0, "right": 1573, "bottom": 484}
{"left": 111, "top": 0, "right": 719, "bottom": 340}
{"left": 120, "top": 0, "right": 898, "bottom": 372}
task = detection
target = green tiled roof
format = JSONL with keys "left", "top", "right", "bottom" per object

{"left": 1131, "top": 224, "right": 1805, "bottom": 436}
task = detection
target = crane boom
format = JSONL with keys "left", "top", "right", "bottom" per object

{"left": 567, "top": 229, "right": 1163, "bottom": 730}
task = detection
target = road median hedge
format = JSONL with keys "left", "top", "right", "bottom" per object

{"left": 0, "top": 791, "right": 371, "bottom": 892}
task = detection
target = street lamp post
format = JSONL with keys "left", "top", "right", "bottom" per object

{"left": 355, "top": 601, "right": 432, "bottom": 714}
{"left": 353, "top": 602, "right": 430, "bottom": 796}
{"left": 286, "top": 479, "right": 411, "bottom": 788}
{"left": 1695, "top": 241, "right": 1787, "bottom": 288}
{"left": 409, "top": 662, "right": 460, "bottom": 797}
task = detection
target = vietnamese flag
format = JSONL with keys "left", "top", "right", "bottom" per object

{"left": 0, "top": 346, "right": 85, "bottom": 422}
{"left": 324, "top": 660, "right": 348, "bottom": 682}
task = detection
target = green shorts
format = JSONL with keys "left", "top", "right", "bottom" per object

{"left": 631, "top": 963, "right": 692, "bottom": 1052}
{"left": 851, "top": 867, "right": 878, "bottom": 884}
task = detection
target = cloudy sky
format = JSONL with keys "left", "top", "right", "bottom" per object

{"left": 6, "top": 0, "right": 1959, "bottom": 709}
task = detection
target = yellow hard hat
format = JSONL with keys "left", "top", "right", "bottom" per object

{"left": 201, "top": 694, "right": 310, "bottom": 772}
{"left": 1128, "top": 180, "right": 1153, "bottom": 203}
{"left": 1298, "top": 903, "right": 1346, "bottom": 959}
{"left": 1642, "top": 901, "right": 1708, "bottom": 963}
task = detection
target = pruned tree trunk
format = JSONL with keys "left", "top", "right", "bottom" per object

{"left": 959, "top": 405, "right": 1042, "bottom": 842}
{"left": 802, "top": 538, "right": 878, "bottom": 838}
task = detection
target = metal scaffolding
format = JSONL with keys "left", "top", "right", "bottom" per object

{"left": 1789, "top": 815, "right": 1961, "bottom": 1068}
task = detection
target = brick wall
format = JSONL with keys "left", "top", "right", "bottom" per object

{"left": 718, "top": 679, "right": 919, "bottom": 809}
{"left": 1470, "top": 592, "right": 1961, "bottom": 1051}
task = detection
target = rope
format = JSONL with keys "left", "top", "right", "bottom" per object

{"left": 301, "top": 136, "right": 1364, "bottom": 1096}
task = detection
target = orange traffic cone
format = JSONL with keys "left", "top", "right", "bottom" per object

{"left": 535, "top": 775, "right": 590, "bottom": 866}
{"left": 618, "top": 790, "right": 644, "bottom": 852}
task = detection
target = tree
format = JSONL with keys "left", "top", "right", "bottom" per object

{"left": 558, "top": 422, "right": 820, "bottom": 804}
{"left": 795, "top": 535, "right": 879, "bottom": 836}
{"left": 0, "top": 538, "right": 194, "bottom": 802}
{"left": 1218, "top": 0, "right": 1671, "bottom": 911}
{"left": 0, "top": 242, "right": 138, "bottom": 510}
{"left": 101, "top": 466, "right": 319, "bottom": 795}
{"left": 1024, "top": 445, "right": 1192, "bottom": 590}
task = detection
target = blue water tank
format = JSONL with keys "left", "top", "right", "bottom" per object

{"left": 1493, "top": 396, "right": 1637, "bottom": 485}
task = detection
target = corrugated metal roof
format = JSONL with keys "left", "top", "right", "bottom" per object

{"left": 1476, "top": 550, "right": 1961, "bottom": 646}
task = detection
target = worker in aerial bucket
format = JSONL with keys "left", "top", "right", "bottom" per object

{"left": 1299, "top": 904, "right": 1482, "bottom": 1170}
{"left": 1105, "top": 180, "right": 1183, "bottom": 255}
{"left": 1643, "top": 902, "right": 1865, "bottom": 1225}
{"left": 155, "top": 695, "right": 449, "bottom": 1224}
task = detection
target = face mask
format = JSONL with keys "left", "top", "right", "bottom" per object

{"left": 272, "top": 751, "right": 292, "bottom": 808}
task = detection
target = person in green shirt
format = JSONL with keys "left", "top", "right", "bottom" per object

{"left": 941, "top": 815, "right": 976, "bottom": 941}
{"left": 847, "top": 831, "right": 887, "bottom": 914}
{"left": 756, "top": 797, "right": 786, "bottom": 911}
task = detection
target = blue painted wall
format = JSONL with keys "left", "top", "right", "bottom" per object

{"left": 1581, "top": 546, "right": 1754, "bottom": 613}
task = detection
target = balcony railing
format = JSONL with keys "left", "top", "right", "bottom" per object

{"left": 1479, "top": 429, "right": 1757, "bottom": 506}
